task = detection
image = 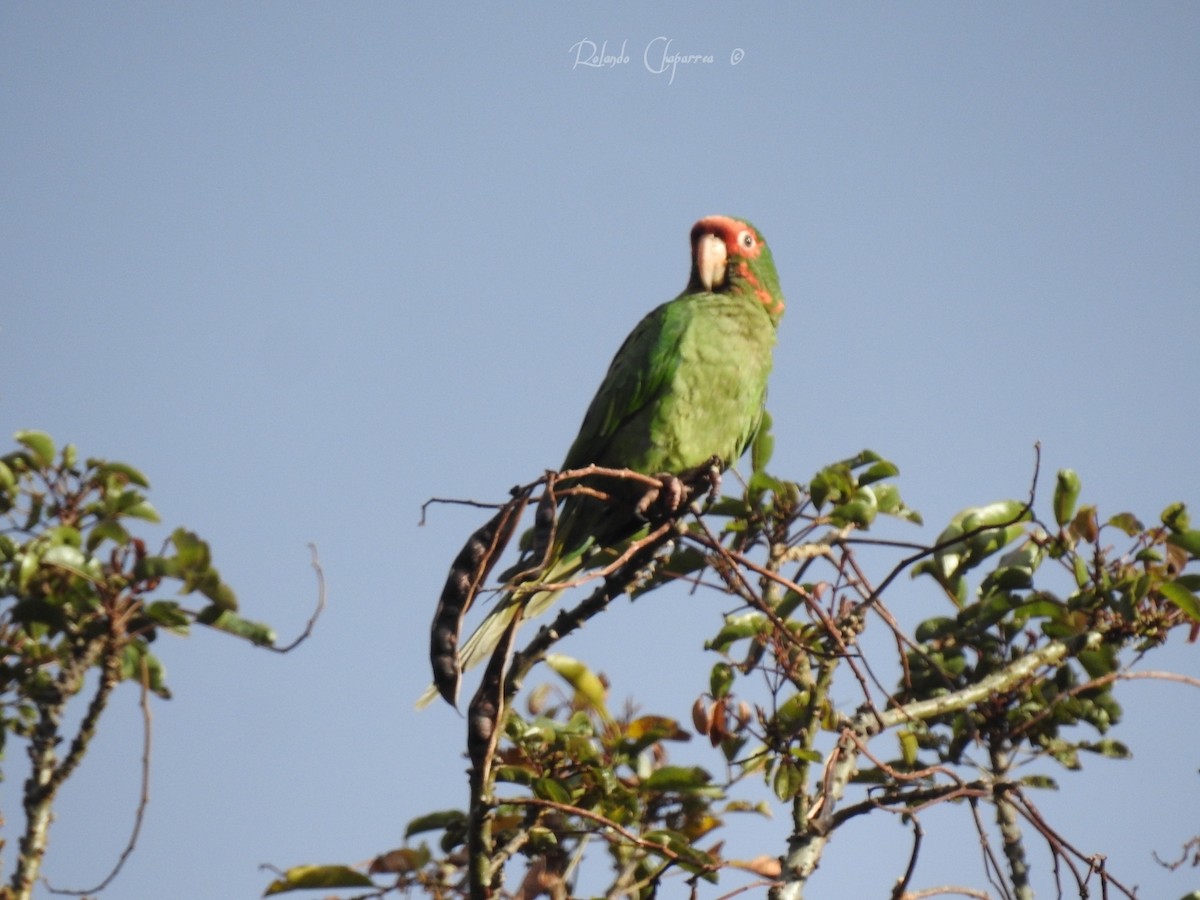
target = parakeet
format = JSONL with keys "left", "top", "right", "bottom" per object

{"left": 426, "top": 215, "right": 785, "bottom": 707}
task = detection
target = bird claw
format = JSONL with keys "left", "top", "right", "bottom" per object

{"left": 658, "top": 473, "right": 686, "bottom": 513}
{"left": 636, "top": 473, "right": 687, "bottom": 519}
{"left": 704, "top": 460, "right": 722, "bottom": 505}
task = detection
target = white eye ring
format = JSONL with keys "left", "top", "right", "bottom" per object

{"left": 738, "top": 230, "right": 755, "bottom": 250}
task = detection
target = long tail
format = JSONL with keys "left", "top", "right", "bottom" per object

{"left": 417, "top": 553, "right": 580, "bottom": 709}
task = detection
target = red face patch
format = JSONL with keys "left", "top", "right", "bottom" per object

{"left": 691, "top": 216, "right": 779, "bottom": 314}
{"left": 691, "top": 215, "right": 763, "bottom": 261}
{"left": 735, "top": 260, "right": 779, "bottom": 313}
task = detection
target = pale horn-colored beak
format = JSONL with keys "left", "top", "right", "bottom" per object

{"left": 695, "top": 233, "right": 728, "bottom": 291}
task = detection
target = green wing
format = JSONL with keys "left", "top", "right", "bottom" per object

{"left": 562, "top": 297, "right": 689, "bottom": 472}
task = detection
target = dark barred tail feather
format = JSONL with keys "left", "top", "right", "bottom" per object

{"left": 429, "top": 489, "right": 530, "bottom": 707}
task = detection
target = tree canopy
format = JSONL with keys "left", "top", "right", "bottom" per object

{"left": 269, "top": 421, "right": 1200, "bottom": 899}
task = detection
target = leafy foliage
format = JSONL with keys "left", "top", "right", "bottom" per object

{"left": 0, "top": 430, "right": 278, "bottom": 899}
{"left": 274, "top": 432, "right": 1198, "bottom": 899}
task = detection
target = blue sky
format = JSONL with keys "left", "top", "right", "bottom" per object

{"left": 2, "top": 4, "right": 1198, "bottom": 898}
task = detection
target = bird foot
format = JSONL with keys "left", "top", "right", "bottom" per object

{"left": 635, "top": 473, "right": 687, "bottom": 520}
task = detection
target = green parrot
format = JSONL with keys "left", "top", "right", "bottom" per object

{"left": 425, "top": 215, "right": 785, "bottom": 707}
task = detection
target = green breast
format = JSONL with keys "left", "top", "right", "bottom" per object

{"left": 573, "top": 292, "right": 776, "bottom": 475}
{"left": 643, "top": 293, "right": 775, "bottom": 472}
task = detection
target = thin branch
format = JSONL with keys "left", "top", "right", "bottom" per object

{"left": 43, "top": 639, "right": 119, "bottom": 799}
{"left": 1153, "top": 836, "right": 1200, "bottom": 870}
{"left": 46, "top": 654, "right": 154, "bottom": 895}
{"left": 1119, "top": 668, "right": 1200, "bottom": 690}
{"left": 891, "top": 815, "right": 924, "bottom": 900}
{"left": 968, "top": 796, "right": 1013, "bottom": 900}
{"left": 1007, "top": 788, "right": 1138, "bottom": 899}
{"left": 420, "top": 463, "right": 670, "bottom": 527}
{"left": 497, "top": 796, "right": 726, "bottom": 880}
{"left": 268, "top": 543, "right": 327, "bottom": 653}
{"left": 421, "top": 496, "right": 513, "bottom": 525}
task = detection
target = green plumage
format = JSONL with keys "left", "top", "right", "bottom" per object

{"left": 554, "top": 291, "right": 776, "bottom": 556}
{"left": 424, "top": 215, "right": 785, "bottom": 707}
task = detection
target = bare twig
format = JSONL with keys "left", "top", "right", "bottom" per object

{"left": 47, "top": 654, "right": 154, "bottom": 895}
{"left": 420, "top": 496, "right": 516, "bottom": 525}
{"left": 891, "top": 816, "right": 924, "bottom": 900}
{"left": 269, "top": 543, "right": 327, "bottom": 654}
{"left": 1153, "top": 835, "right": 1200, "bottom": 870}
{"left": 497, "top": 796, "right": 726, "bottom": 880}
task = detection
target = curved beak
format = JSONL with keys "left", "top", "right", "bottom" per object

{"left": 695, "top": 233, "right": 728, "bottom": 291}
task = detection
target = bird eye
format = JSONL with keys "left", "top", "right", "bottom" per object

{"left": 738, "top": 230, "right": 755, "bottom": 250}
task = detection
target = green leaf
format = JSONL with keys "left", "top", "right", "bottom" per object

{"left": 545, "top": 653, "right": 608, "bottom": 713}
{"left": 369, "top": 845, "right": 431, "bottom": 875}
{"left": 41, "top": 544, "right": 97, "bottom": 582}
{"left": 199, "top": 578, "right": 238, "bottom": 610}
{"left": 532, "top": 776, "right": 572, "bottom": 804}
{"left": 1106, "top": 512, "right": 1144, "bottom": 536}
{"left": 642, "top": 765, "right": 712, "bottom": 792}
{"left": 873, "top": 482, "right": 923, "bottom": 525}
{"left": 914, "top": 616, "right": 956, "bottom": 642}
{"left": 263, "top": 865, "right": 374, "bottom": 896}
{"left": 706, "top": 612, "right": 767, "bottom": 653}
{"left": 959, "top": 500, "right": 1031, "bottom": 534}
{"left": 1081, "top": 738, "right": 1131, "bottom": 760}
{"left": 772, "top": 760, "right": 804, "bottom": 801}
{"left": 196, "top": 609, "right": 276, "bottom": 646}
{"left": 772, "top": 690, "right": 811, "bottom": 733}
{"left": 748, "top": 469, "right": 785, "bottom": 498}
{"left": 641, "top": 829, "right": 718, "bottom": 875}
{"left": 710, "top": 662, "right": 734, "bottom": 699}
{"left": 1072, "top": 555, "right": 1090, "bottom": 588}
{"left": 144, "top": 600, "right": 191, "bottom": 631}
{"left": 17, "top": 551, "right": 40, "bottom": 592}
{"left": 1160, "top": 581, "right": 1200, "bottom": 622}
{"left": 94, "top": 459, "right": 151, "bottom": 488}
{"left": 859, "top": 460, "right": 899, "bottom": 486}
{"left": 171, "top": 528, "right": 212, "bottom": 571}
{"left": 809, "top": 463, "right": 853, "bottom": 510}
{"left": 914, "top": 501, "right": 1030, "bottom": 595}
{"left": 626, "top": 715, "right": 688, "bottom": 745}
{"left": 404, "top": 809, "right": 467, "bottom": 838}
{"left": 1167, "top": 530, "right": 1200, "bottom": 557}
{"left": 1162, "top": 502, "right": 1190, "bottom": 533}
{"left": 86, "top": 520, "right": 131, "bottom": 551}
{"left": 830, "top": 486, "right": 878, "bottom": 528}
{"left": 120, "top": 643, "right": 171, "bottom": 698}
{"left": 1053, "top": 469, "right": 1081, "bottom": 527}
{"left": 14, "top": 430, "right": 55, "bottom": 468}
{"left": 123, "top": 499, "right": 160, "bottom": 523}
{"left": 1077, "top": 645, "right": 1119, "bottom": 679}
{"left": 135, "top": 555, "right": 177, "bottom": 581}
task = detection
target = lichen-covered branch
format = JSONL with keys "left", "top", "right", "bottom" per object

{"left": 770, "top": 632, "right": 1104, "bottom": 900}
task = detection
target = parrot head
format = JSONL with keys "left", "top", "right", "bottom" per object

{"left": 687, "top": 215, "right": 785, "bottom": 323}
